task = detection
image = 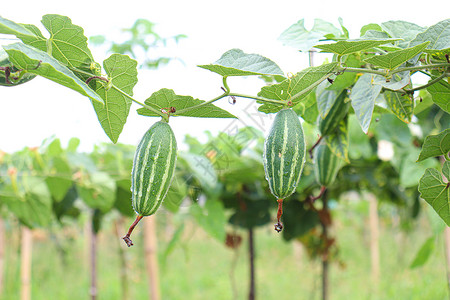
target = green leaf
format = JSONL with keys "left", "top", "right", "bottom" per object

{"left": 373, "top": 71, "right": 410, "bottom": 91}
{"left": 384, "top": 91, "right": 414, "bottom": 123}
{"left": 258, "top": 63, "right": 338, "bottom": 113}
{"left": 163, "top": 175, "right": 188, "bottom": 213}
{"left": 397, "top": 148, "right": 437, "bottom": 188}
{"left": 292, "top": 89, "right": 318, "bottom": 124}
{"left": 380, "top": 20, "right": 425, "bottom": 48}
{"left": 179, "top": 152, "right": 218, "bottom": 191}
{"left": 3, "top": 43, "right": 103, "bottom": 104}
{"left": 45, "top": 157, "right": 72, "bottom": 202}
{"left": 92, "top": 54, "right": 138, "bottom": 143}
{"left": 198, "top": 48, "right": 283, "bottom": 76}
{"left": 410, "top": 236, "right": 436, "bottom": 268}
{"left": 350, "top": 74, "right": 382, "bottom": 133}
{"left": 427, "top": 79, "right": 450, "bottom": 113}
{"left": 364, "top": 42, "right": 430, "bottom": 70}
{"left": 316, "top": 81, "right": 339, "bottom": 118}
{"left": 326, "top": 54, "right": 359, "bottom": 91}
{"left": 137, "top": 88, "right": 236, "bottom": 118}
{"left": 325, "top": 118, "right": 349, "bottom": 163}
{"left": 410, "top": 19, "right": 450, "bottom": 59}
{"left": 77, "top": 172, "right": 116, "bottom": 212}
{"left": 417, "top": 129, "right": 450, "bottom": 162}
{"left": 0, "top": 16, "right": 39, "bottom": 37}
{"left": 190, "top": 199, "right": 226, "bottom": 241}
{"left": 360, "top": 24, "right": 382, "bottom": 37}
{"left": 315, "top": 38, "right": 400, "bottom": 56}
{"left": 0, "top": 176, "right": 52, "bottom": 228}
{"left": 40, "top": 15, "right": 94, "bottom": 69}
{"left": 228, "top": 200, "right": 271, "bottom": 229}
{"left": 282, "top": 199, "right": 320, "bottom": 241}
{"left": 278, "top": 19, "right": 324, "bottom": 52}
{"left": 418, "top": 161, "right": 450, "bottom": 226}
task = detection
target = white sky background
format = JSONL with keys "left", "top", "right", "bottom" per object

{"left": 1, "top": 0, "right": 448, "bottom": 153}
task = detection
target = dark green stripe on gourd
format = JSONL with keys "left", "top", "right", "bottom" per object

{"left": 131, "top": 121, "right": 177, "bottom": 216}
{"left": 318, "top": 90, "right": 349, "bottom": 136}
{"left": 264, "top": 108, "right": 306, "bottom": 200}
{"left": 314, "top": 141, "right": 340, "bottom": 187}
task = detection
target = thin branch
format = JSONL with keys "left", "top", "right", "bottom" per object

{"left": 405, "top": 72, "right": 449, "bottom": 93}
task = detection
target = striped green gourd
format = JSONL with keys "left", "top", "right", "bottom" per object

{"left": 263, "top": 108, "right": 306, "bottom": 200}
{"left": 314, "top": 141, "right": 340, "bottom": 187}
{"left": 318, "top": 89, "right": 349, "bottom": 136}
{"left": 124, "top": 120, "right": 177, "bottom": 247}
{"left": 131, "top": 121, "right": 177, "bottom": 216}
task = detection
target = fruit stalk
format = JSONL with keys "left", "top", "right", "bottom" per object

{"left": 123, "top": 215, "right": 143, "bottom": 247}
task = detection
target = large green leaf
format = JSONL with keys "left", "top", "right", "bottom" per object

{"left": 0, "top": 16, "right": 38, "bottom": 37}
{"left": 0, "top": 176, "right": 52, "bottom": 228}
{"left": 418, "top": 161, "right": 450, "bottom": 226}
{"left": 77, "top": 171, "right": 116, "bottom": 212}
{"left": 427, "top": 79, "right": 450, "bottom": 113}
{"left": 315, "top": 38, "right": 400, "bottom": 55}
{"left": 316, "top": 81, "right": 339, "bottom": 118}
{"left": 137, "top": 88, "right": 236, "bottom": 118}
{"left": 364, "top": 42, "right": 430, "bottom": 70}
{"left": 198, "top": 48, "right": 283, "bottom": 76}
{"left": 40, "top": 14, "right": 95, "bottom": 69}
{"left": 258, "top": 63, "right": 338, "bottom": 113}
{"left": 384, "top": 91, "right": 414, "bottom": 123}
{"left": 410, "top": 19, "right": 450, "bottom": 59}
{"left": 3, "top": 43, "right": 103, "bottom": 104}
{"left": 292, "top": 89, "right": 318, "bottom": 124}
{"left": 381, "top": 21, "right": 425, "bottom": 48}
{"left": 373, "top": 71, "right": 410, "bottom": 91}
{"left": 350, "top": 74, "right": 382, "bottom": 133}
{"left": 179, "top": 152, "right": 218, "bottom": 192}
{"left": 417, "top": 129, "right": 450, "bottom": 162}
{"left": 163, "top": 175, "right": 188, "bottom": 213}
{"left": 278, "top": 19, "right": 343, "bottom": 52}
{"left": 92, "top": 54, "right": 138, "bottom": 143}
{"left": 45, "top": 157, "right": 73, "bottom": 202}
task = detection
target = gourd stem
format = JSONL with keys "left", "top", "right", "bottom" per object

{"left": 309, "top": 135, "right": 323, "bottom": 159}
{"left": 123, "top": 215, "right": 144, "bottom": 247}
{"left": 274, "top": 199, "right": 284, "bottom": 233}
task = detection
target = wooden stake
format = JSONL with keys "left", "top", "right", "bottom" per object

{"left": 368, "top": 193, "right": 380, "bottom": 285}
{"left": 144, "top": 217, "right": 160, "bottom": 300}
{"left": 0, "top": 218, "right": 4, "bottom": 294}
{"left": 20, "top": 227, "right": 32, "bottom": 300}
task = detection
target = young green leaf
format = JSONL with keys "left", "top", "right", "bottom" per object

{"left": 364, "top": 42, "right": 430, "bottom": 70}
{"left": 258, "top": 63, "right": 338, "bottom": 113}
{"left": 3, "top": 43, "right": 103, "bottom": 104}
{"left": 315, "top": 38, "right": 400, "bottom": 55}
{"left": 380, "top": 20, "right": 425, "bottom": 48}
{"left": 292, "top": 90, "right": 318, "bottom": 124}
{"left": 278, "top": 19, "right": 324, "bottom": 52}
{"left": 418, "top": 161, "right": 450, "bottom": 226}
{"left": 198, "top": 48, "right": 283, "bottom": 76}
{"left": 92, "top": 54, "right": 138, "bottom": 143}
{"left": 384, "top": 91, "right": 414, "bottom": 123}
{"left": 410, "top": 236, "right": 436, "bottom": 269}
{"left": 350, "top": 74, "right": 382, "bottom": 133}
{"left": 427, "top": 79, "right": 450, "bottom": 113}
{"left": 137, "top": 88, "right": 236, "bottom": 118}
{"left": 417, "top": 129, "right": 450, "bottom": 162}
{"left": 410, "top": 19, "right": 450, "bottom": 59}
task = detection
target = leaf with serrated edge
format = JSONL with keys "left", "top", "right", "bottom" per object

{"left": 0, "top": 16, "right": 37, "bottom": 37}
{"left": 364, "top": 42, "right": 430, "bottom": 70}
{"left": 137, "top": 88, "right": 236, "bottom": 118}
{"left": 384, "top": 91, "right": 413, "bottom": 123}
{"left": 315, "top": 38, "right": 401, "bottom": 55}
{"left": 3, "top": 43, "right": 103, "bottom": 104}
{"left": 410, "top": 19, "right": 450, "bottom": 51}
{"left": 417, "top": 129, "right": 450, "bottom": 162}
{"left": 418, "top": 162, "right": 450, "bottom": 226}
{"left": 92, "top": 54, "right": 138, "bottom": 143}
{"left": 350, "top": 74, "right": 382, "bottom": 133}
{"left": 381, "top": 20, "right": 425, "bottom": 49}
{"left": 198, "top": 49, "right": 283, "bottom": 76}
{"left": 258, "top": 63, "right": 338, "bottom": 113}
{"left": 40, "top": 14, "right": 95, "bottom": 69}
{"left": 427, "top": 79, "right": 450, "bottom": 113}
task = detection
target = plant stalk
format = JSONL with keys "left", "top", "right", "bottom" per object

{"left": 90, "top": 215, "right": 98, "bottom": 300}
{"left": 20, "top": 227, "right": 32, "bottom": 300}
{"left": 114, "top": 218, "right": 130, "bottom": 300}
{"left": 248, "top": 228, "right": 255, "bottom": 300}
{"left": 0, "top": 218, "right": 4, "bottom": 295}
{"left": 144, "top": 217, "right": 161, "bottom": 300}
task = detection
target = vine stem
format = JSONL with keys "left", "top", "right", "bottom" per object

{"left": 341, "top": 63, "right": 450, "bottom": 76}
{"left": 405, "top": 72, "right": 449, "bottom": 93}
